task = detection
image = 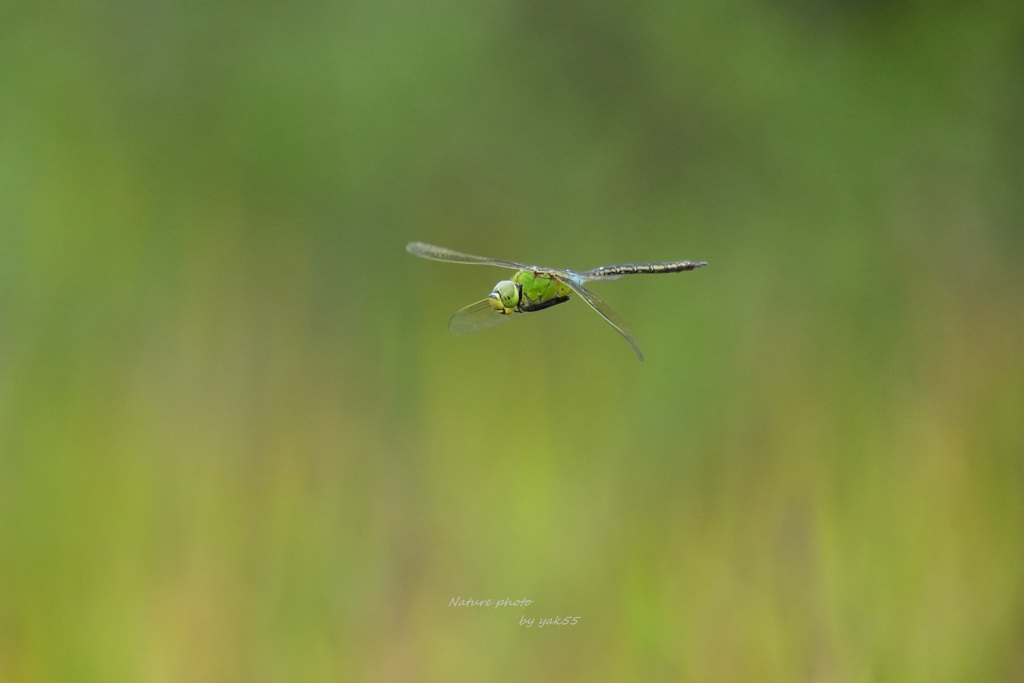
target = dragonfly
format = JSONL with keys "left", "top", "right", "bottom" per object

{"left": 407, "top": 241, "right": 707, "bottom": 361}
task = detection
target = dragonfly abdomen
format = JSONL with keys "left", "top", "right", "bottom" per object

{"left": 584, "top": 261, "right": 707, "bottom": 278}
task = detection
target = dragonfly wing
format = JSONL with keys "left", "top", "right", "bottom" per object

{"left": 407, "top": 242, "right": 532, "bottom": 271}
{"left": 448, "top": 299, "right": 515, "bottom": 335}
{"left": 551, "top": 273, "right": 645, "bottom": 361}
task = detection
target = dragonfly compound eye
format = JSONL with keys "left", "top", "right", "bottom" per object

{"left": 493, "top": 280, "right": 518, "bottom": 309}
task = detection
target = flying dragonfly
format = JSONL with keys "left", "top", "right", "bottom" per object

{"left": 406, "top": 241, "right": 707, "bottom": 361}
{"left": 403, "top": 244, "right": 708, "bottom": 362}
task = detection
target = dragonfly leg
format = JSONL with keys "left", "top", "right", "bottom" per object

{"left": 519, "top": 296, "right": 570, "bottom": 313}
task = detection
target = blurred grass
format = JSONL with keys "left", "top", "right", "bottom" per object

{"left": 2, "top": 0, "right": 1023, "bottom": 680}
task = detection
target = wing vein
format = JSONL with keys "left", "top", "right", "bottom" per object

{"left": 407, "top": 242, "right": 532, "bottom": 271}
{"left": 551, "top": 273, "right": 645, "bottom": 361}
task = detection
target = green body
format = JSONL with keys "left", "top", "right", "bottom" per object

{"left": 514, "top": 270, "right": 571, "bottom": 309}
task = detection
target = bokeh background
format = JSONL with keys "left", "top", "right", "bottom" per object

{"left": 2, "top": 0, "right": 1023, "bottom": 680}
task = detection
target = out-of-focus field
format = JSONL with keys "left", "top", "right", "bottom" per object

{"left": 2, "top": 0, "right": 1023, "bottom": 680}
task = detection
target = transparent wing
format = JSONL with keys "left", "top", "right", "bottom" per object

{"left": 448, "top": 299, "right": 515, "bottom": 335}
{"left": 407, "top": 242, "right": 533, "bottom": 271}
{"left": 551, "top": 273, "right": 645, "bottom": 361}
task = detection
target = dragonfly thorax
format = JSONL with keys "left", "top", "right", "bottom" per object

{"left": 514, "top": 270, "right": 571, "bottom": 310}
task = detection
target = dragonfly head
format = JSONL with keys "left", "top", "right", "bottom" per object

{"left": 488, "top": 280, "right": 519, "bottom": 314}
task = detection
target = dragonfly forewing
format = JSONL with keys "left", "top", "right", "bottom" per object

{"left": 407, "top": 242, "right": 532, "bottom": 271}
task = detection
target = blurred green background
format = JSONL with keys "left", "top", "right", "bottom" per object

{"left": 2, "top": 0, "right": 1023, "bottom": 680}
